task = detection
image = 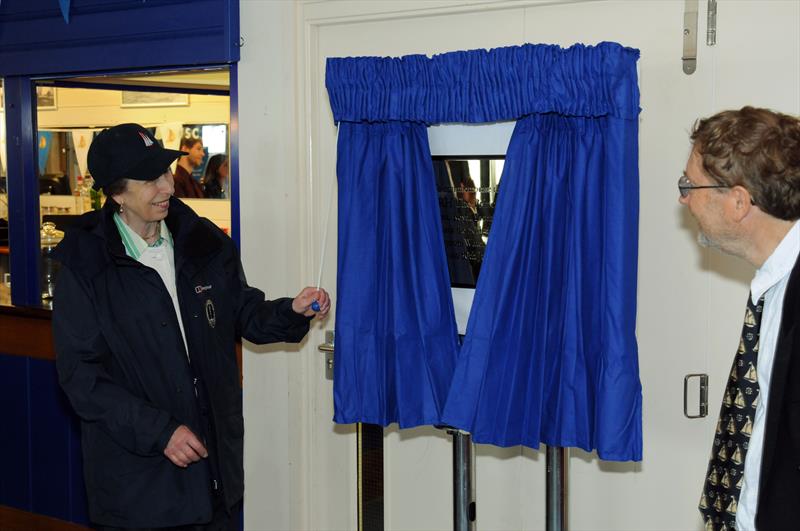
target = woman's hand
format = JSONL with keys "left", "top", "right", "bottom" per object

{"left": 164, "top": 425, "right": 208, "bottom": 468}
{"left": 292, "top": 287, "right": 331, "bottom": 318}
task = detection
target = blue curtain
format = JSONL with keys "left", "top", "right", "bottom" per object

{"left": 333, "top": 122, "right": 459, "bottom": 427}
{"left": 327, "top": 42, "right": 641, "bottom": 460}
{"left": 441, "top": 114, "right": 641, "bottom": 460}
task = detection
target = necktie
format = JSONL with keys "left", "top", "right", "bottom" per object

{"left": 699, "top": 293, "right": 764, "bottom": 530}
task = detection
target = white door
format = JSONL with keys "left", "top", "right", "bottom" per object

{"left": 286, "top": 1, "right": 800, "bottom": 530}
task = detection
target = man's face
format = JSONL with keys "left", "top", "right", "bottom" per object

{"left": 185, "top": 142, "right": 205, "bottom": 168}
{"left": 679, "top": 149, "right": 733, "bottom": 251}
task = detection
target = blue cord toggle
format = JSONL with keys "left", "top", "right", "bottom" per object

{"left": 311, "top": 300, "right": 321, "bottom": 312}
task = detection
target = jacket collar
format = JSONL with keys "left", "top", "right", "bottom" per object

{"left": 163, "top": 197, "right": 225, "bottom": 276}
{"left": 94, "top": 197, "right": 224, "bottom": 273}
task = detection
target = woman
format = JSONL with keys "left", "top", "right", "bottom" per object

{"left": 203, "top": 153, "right": 228, "bottom": 199}
{"left": 52, "top": 123, "right": 330, "bottom": 530}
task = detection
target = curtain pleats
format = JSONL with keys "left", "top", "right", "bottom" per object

{"left": 333, "top": 122, "right": 460, "bottom": 427}
{"left": 441, "top": 114, "right": 641, "bottom": 460}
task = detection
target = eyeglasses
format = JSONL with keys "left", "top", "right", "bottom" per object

{"left": 678, "top": 174, "right": 731, "bottom": 198}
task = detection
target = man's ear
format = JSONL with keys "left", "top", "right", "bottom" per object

{"left": 728, "top": 185, "right": 753, "bottom": 222}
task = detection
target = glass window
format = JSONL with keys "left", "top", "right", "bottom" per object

{"left": 30, "top": 70, "right": 232, "bottom": 304}
{"left": 0, "top": 80, "right": 10, "bottom": 306}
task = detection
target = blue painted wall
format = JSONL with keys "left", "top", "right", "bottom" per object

{"left": 0, "top": 0, "right": 240, "bottom": 77}
{"left": 0, "top": 352, "right": 244, "bottom": 528}
{"left": 0, "top": 353, "right": 89, "bottom": 525}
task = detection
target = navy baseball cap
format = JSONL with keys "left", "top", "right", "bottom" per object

{"left": 87, "top": 123, "right": 186, "bottom": 190}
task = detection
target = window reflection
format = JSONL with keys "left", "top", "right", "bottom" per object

{"left": 434, "top": 157, "right": 503, "bottom": 289}
{"left": 179, "top": 123, "right": 229, "bottom": 199}
{"left": 23, "top": 74, "right": 231, "bottom": 305}
{"left": 0, "top": 86, "right": 234, "bottom": 307}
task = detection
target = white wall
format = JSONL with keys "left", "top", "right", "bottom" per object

{"left": 35, "top": 87, "right": 229, "bottom": 129}
{"left": 238, "top": 2, "right": 311, "bottom": 530}
{"left": 238, "top": 1, "right": 800, "bottom": 530}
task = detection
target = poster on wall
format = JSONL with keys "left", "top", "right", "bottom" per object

{"left": 0, "top": 86, "right": 57, "bottom": 111}
{"left": 120, "top": 91, "right": 189, "bottom": 107}
{"left": 36, "top": 87, "right": 57, "bottom": 110}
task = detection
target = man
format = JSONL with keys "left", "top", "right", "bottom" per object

{"left": 681, "top": 107, "right": 800, "bottom": 530}
{"left": 52, "top": 123, "right": 331, "bottom": 529}
{"left": 174, "top": 136, "right": 206, "bottom": 198}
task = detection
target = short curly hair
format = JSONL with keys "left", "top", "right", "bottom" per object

{"left": 691, "top": 106, "right": 800, "bottom": 220}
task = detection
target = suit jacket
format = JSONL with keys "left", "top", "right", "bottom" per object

{"left": 756, "top": 252, "right": 800, "bottom": 529}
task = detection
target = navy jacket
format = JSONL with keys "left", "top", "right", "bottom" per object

{"left": 52, "top": 198, "right": 311, "bottom": 527}
{"left": 756, "top": 252, "right": 800, "bottom": 529}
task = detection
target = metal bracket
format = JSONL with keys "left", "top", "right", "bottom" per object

{"left": 317, "top": 330, "right": 334, "bottom": 381}
{"left": 683, "top": 0, "right": 699, "bottom": 74}
{"left": 707, "top": 0, "right": 717, "bottom": 46}
{"left": 684, "top": 373, "right": 709, "bottom": 419}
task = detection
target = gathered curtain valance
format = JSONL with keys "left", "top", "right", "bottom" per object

{"left": 326, "top": 41, "right": 640, "bottom": 125}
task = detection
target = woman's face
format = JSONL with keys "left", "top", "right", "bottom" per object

{"left": 218, "top": 160, "right": 229, "bottom": 181}
{"left": 112, "top": 171, "right": 175, "bottom": 226}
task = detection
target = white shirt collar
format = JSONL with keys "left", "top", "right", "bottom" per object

{"left": 751, "top": 221, "right": 800, "bottom": 303}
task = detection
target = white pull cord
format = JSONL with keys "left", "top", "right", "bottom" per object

{"left": 311, "top": 124, "right": 340, "bottom": 311}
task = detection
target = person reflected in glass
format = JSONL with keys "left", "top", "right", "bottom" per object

{"left": 202, "top": 154, "right": 228, "bottom": 199}
{"left": 455, "top": 174, "right": 486, "bottom": 280}
{"left": 174, "top": 136, "right": 206, "bottom": 198}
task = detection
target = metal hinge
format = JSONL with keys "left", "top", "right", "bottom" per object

{"left": 707, "top": 0, "right": 718, "bottom": 46}
{"left": 683, "top": 0, "right": 699, "bottom": 74}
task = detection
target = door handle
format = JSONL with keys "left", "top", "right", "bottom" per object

{"left": 684, "top": 373, "right": 708, "bottom": 418}
{"left": 317, "top": 330, "right": 334, "bottom": 380}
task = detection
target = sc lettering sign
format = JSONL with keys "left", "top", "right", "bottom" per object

{"left": 182, "top": 127, "right": 202, "bottom": 140}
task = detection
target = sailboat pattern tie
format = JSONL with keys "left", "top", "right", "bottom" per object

{"left": 699, "top": 293, "right": 764, "bottom": 530}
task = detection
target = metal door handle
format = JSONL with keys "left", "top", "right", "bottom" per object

{"left": 317, "top": 330, "right": 334, "bottom": 380}
{"left": 317, "top": 330, "right": 335, "bottom": 352}
{"left": 684, "top": 373, "right": 708, "bottom": 418}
